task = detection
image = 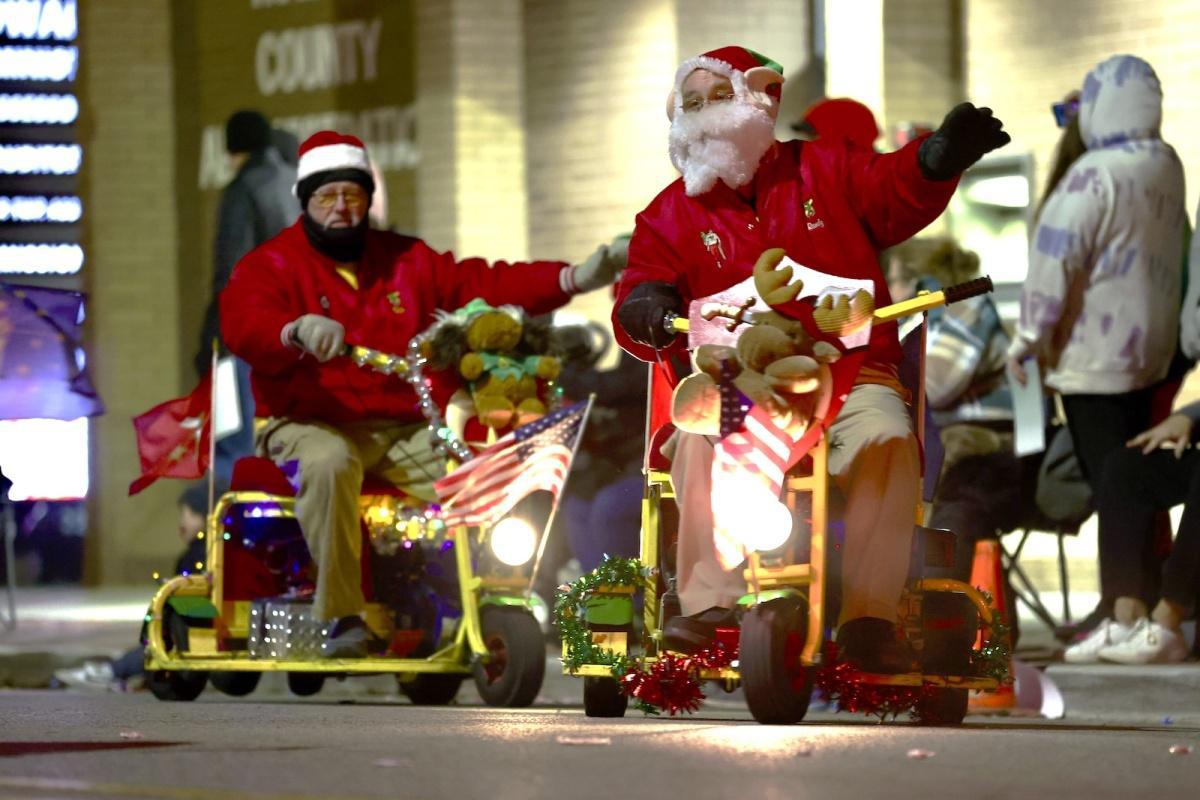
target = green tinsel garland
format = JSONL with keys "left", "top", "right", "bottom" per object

{"left": 554, "top": 555, "right": 646, "bottom": 705}
{"left": 969, "top": 590, "right": 1013, "bottom": 685}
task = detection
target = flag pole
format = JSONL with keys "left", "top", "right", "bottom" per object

{"left": 526, "top": 394, "right": 594, "bottom": 599}
{"left": 207, "top": 339, "right": 219, "bottom": 527}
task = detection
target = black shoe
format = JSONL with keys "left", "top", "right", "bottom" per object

{"left": 835, "top": 617, "right": 915, "bottom": 674}
{"left": 321, "top": 615, "right": 368, "bottom": 659}
{"left": 662, "top": 606, "right": 738, "bottom": 654}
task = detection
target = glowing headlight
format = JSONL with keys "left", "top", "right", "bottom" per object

{"left": 748, "top": 499, "right": 794, "bottom": 552}
{"left": 712, "top": 471, "right": 795, "bottom": 553}
{"left": 490, "top": 517, "right": 538, "bottom": 566}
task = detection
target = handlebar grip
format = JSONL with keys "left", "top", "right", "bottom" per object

{"left": 942, "top": 276, "right": 994, "bottom": 305}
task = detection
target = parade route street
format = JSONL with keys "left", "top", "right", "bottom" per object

{"left": 1, "top": 671, "right": 1198, "bottom": 800}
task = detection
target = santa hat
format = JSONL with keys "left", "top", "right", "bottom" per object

{"left": 293, "top": 130, "right": 375, "bottom": 205}
{"left": 801, "top": 97, "right": 881, "bottom": 150}
{"left": 668, "top": 46, "right": 785, "bottom": 120}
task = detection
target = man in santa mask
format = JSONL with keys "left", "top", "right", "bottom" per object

{"left": 613, "top": 47, "right": 1009, "bottom": 672}
{"left": 222, "top": 131, "right": 627, "bottom": 657}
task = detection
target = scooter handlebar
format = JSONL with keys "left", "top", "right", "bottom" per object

{"left": 942, "top": 275, "right": 994, "bottom": 305}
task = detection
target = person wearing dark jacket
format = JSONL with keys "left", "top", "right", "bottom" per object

{"left": 195, "top": 110, "right": 299, "bottom": 483}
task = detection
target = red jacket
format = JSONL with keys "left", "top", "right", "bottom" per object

{"left": 221, "top": 222, "right": 571, "bottom": 424}
{"left": 613, "top": 136, "right": 959, "bottom": 365}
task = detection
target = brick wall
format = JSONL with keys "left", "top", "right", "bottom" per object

{"left": 522, "top": 0, "right": 808, "bottom": 334}
{"left": 966, "top": 0, "right": 1200, "bottom": 405}
{"left": 79, "top": 0, "right": 185, "bottom": 582}
{"left": 967, "top": 0, "right": 1200, "bottom": 212}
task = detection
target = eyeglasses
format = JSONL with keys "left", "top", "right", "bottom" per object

{"left": 311, "top": 188, "right": 368, "bottom": 210}
{"left": 1051, "top": 97, "right": 1080, "bottom": 129}
{"left": 681, "top": 89, "right": 736, "bottom": 114}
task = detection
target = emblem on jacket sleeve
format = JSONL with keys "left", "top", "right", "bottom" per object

{"left": 387, "top": 291, "right": 405, "bottom": 315}
{"left": 803, "top": 198, "right": 824, "bottom": 231}
{"left": 700, "top": 230, "right": 727, "bottom": 269}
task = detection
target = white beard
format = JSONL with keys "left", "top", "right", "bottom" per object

{"left": 668, "top": 100, "right": 777, "bottom": 197}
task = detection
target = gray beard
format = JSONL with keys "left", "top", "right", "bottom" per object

{"left": 668, "top": 100, "right": 777, "bottom": 196}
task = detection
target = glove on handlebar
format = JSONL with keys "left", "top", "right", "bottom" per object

{"left": 281, "top": 314, "right": 346, "bottom": 363}
{"left": 617, "top": 281, "right": 682, "bottom": 348}
{"left": 918, "top": 102, "right": 1011, "bottom": 181}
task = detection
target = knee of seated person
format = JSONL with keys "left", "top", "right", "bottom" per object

{"left": 1099, "top": 445, "right": 1146, "bottom": 490}
{"left": 856, "top": 409, "right": 917, "bottom": 454}
{"left": 300, "top": 444, "right": 363, "bottom": 485}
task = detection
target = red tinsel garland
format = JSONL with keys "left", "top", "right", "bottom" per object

{"left": 814, "top": 642, "right": 935, "bottom": 720}
{"left": 620, "top": 637, "right": 738, "bottom": 716}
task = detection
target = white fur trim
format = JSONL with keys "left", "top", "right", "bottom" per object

{"left": 296, "top": 142, "right": 371, "bottom": 183}
{"left": 672, "top": 55, "right": 749, "bottom": 117}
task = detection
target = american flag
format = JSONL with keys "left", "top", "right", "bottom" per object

{"left": 434, "top": 400, "right": 589, "bottom": 527}
{"left": 712, "top": 361, "right": 791, "bottom": 499}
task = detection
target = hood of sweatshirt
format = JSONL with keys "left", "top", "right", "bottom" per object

{"left": 1078, "top": 54, "right": 1163, "bottom": 149}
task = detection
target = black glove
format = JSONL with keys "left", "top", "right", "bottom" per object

{"left": 617, "top": 281, "right": 682, "bottom": 348}
{"left": 918, "top": 102, "right": 1011, "bottom": 181}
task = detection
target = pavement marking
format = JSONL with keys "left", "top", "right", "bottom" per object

{"left": 0, "top": 776, "right": 387, "bottom": 800}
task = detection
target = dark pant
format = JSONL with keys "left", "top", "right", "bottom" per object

{"left": 1098, "top": 447, "right": 1200, "bottom": 608}
{"left": 1062, "top": 389, "right": 1161, "bottom": 609}
{"left": 562, "top": 472, "right": 642, "bottom": 573}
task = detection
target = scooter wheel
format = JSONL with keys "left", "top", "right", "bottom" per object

{"left": 473, "top": 607, "right": 545, "bottom": 707}
{"left": 398, "top": 673, "right": 463, "bottom": 705}
{"left": 286, "top": 672, "right": 326, "bottom": 697}
{"left": 147, "top": 669, "right": 208, "bottom": 702}
{"left": 914, "top": 687, "right": 969, "bottom": 725}
{"left": 147, "top": 608, "right": 208, "bottom": 702}
{"left": 740, "top": 596, "right": 814, "bottom": 725}
{"left": 209, "top": 671, "right": 261, "bottom": 697}
{"left": 583, "top": 676, "right": 628, "bottom": 718}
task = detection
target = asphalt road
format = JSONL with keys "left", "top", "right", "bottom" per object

{"left": 2, "top": 665, "right": 1199, "bottom": 800}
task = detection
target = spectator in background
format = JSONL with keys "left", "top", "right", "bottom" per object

{"left": 272, "top": 127, "right": 299, "bottom": 166}
{"left": 53, "top": 482, "right": 217, "bottom": 691}
{"left": 195, "top": 110, "right": 299, "bottom": 485}
{"left": 554, "top": 311, "right": 645, "bottom": 574}
{"left": 792, "top": 96, "right": 880, "bottom": 151}
{"left": 1083, "top": 407, "right": 1200, "bottom": 663}
{"left": 886, "top": 238, "right": 1021, "bottom": 639}
{"left": 1008, "top": 55, "right": 1187, "bottom": 656}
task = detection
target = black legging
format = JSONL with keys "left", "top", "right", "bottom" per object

{"left": 1098, "top": 447, "right": 1200, "bottom": 607}
{"left": 1061, "top": 389, "right": 1162, "bottom": 609}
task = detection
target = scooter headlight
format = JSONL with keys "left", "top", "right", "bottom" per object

{"left": 489, "top": 517, "right": 538, "bottom": 566}
{"left": 747, "top": 499, "right": 794, "bottom": 552}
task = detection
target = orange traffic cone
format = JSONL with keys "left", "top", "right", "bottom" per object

{"left": 967, "top": 539, "right": 1015, "bottom": 712}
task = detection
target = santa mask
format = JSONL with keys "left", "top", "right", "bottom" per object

{"left": 664, "top": 46, "right": 786, "bottom": 197}
{"left": 668, "top": 97, "right": 776, "bottom": 197}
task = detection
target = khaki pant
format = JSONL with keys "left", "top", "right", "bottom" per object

{"left": 671, "top": 384, "right": 919, "bottom": 624}
{"left": 256, "top": 419, "right": 445, "bottom": 621}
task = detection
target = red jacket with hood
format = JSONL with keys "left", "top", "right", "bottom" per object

{"left": 221, "top": 221, "right": 571, "bottom": 424}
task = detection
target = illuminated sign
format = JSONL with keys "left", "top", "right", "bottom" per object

{"left": 0, "top": 92, "right": 78, "bottom": 123}
{"left": 0, "top": 0, "right": 76, "bottom": 42}
{"left": 0, "top": 143, "right": 81, "bottom": 174}
{"left": 0, "top": 243, "right": 83, "bottom": 274}
{"left": 0, "top": 44, "right": 76, "bottom": 79}
{"left": 0, "top": 195, "right": 81, "bottom": 222}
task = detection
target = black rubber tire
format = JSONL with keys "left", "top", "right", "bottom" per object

{"left": 286, "top": 672, "right": 326, "bottom": 697}
{"left": 398, "top": 673, "right": 464, "bottom": 705}
{"left": 740, "top": 596, "right": 814, "bottom": 725}
{"left": 583, "top": 676, "right": 628, "bottom": 718}
{"left": 209, "top": 671, "right": 261, "bottom": 697}
{"left": 146, "top": 608, "right": 208, "bottom": 702}
{"left": 914, "top": 687, "right": 969, "bottom": 725}
{"left": 473, "top": 607, "right": 546, "bottom": 708}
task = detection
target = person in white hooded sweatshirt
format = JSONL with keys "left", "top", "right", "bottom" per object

{"left": 1008, "top": 55, "right": 1188, "bottom": 662}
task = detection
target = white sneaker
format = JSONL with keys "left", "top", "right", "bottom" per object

{"left": 1062, "top": 618, "right": 1135, "bottom": 664}
{"left": 53, "top": 660, "right": 116, "bottom": 690}
{"left": 1097, "top": 618, "right": 1189, "bottom": 664}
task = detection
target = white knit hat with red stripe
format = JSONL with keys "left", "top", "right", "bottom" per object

{"left": 293, "top": 130, "right": 375, "bottom": 204}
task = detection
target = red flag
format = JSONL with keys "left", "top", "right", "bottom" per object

{"left": 128, "top": 376, "right": 211, "bottom": 496}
